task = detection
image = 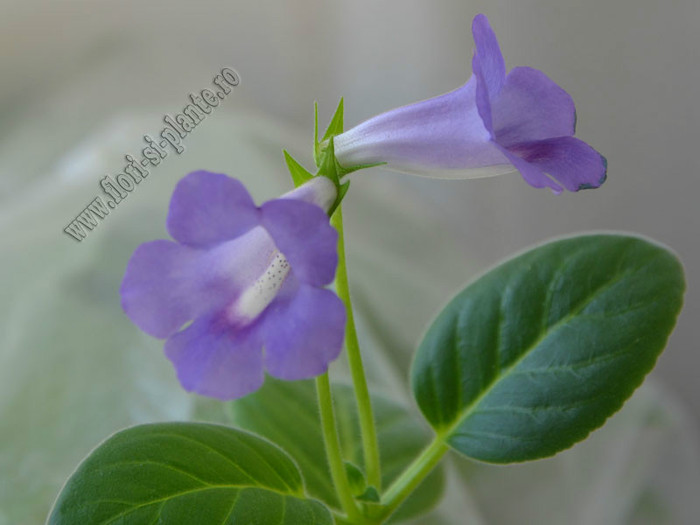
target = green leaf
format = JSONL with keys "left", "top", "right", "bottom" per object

{"left": 284, "top": 150, "right": 314, "bottom": 187}
{"left": 226, "top": 378, "right": 445, "bottom": 522}
{"left": 412, "top": 234, "right": 685, "bottom": 463}
{"left": 48, "top": 423, "right": 333, "bottom": 525}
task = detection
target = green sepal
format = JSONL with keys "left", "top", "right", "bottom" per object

{"left": 341, "top": 461, "right": 380, "bottom": 504}
{"left": 314, "top": 99, "right": 343, "bottom": 172}
{"left": 314, "top": 102, "right": 321, "bottom": 167}
{"left": 315, "top": 98, "right": 386, "bottom": 179}
{"left": 343, "top": 461, "right": 367, "bottom": 496}
{"left": 284, "top": 150, "right": 315, "bottom": 188}
{"left": 338, "top": 160, "right": 387, "bottom": 175}
{"left": 321, "top": 98, "right": 345, "bottom": 144}
{"left": 328, "top": 181, "right": 350, "bottom": 217}
{"left": 318, "top": 129, "right": 341, "bottom": 184}
{"left": 356, "top": 487, "right": 381, "bottom": 503}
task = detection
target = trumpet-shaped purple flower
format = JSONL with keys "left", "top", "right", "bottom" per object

{"left": 333, "top": 14, "right": 606, "bottom": 194}
{"left": 120, "top": 171, "right": 345, "bottom": 400}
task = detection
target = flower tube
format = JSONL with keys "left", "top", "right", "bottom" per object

{"left": 121, "top": 171, "right": 345, "bottom": 400}
{"left": 333, "top": 14, "right": 606, "bottom": 194}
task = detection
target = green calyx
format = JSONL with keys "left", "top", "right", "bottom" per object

{"left": 284, "top": 98, "right": 383, "bottom": 217}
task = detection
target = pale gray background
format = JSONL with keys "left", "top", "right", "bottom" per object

{"left": 2, "top": 0, "right": 698, "bottom": 420}
{"left": 1, "top": 1, "right": 699, "bottom": 523}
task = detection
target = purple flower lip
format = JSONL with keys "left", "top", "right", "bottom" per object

{"left": 120, "top": 172, "right": 345, "bottom": 400}
{"left": 333, "top": 14, "right": 607, "bottom": 194}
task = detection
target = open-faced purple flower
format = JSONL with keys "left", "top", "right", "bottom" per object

{"left": 333, "top": 14, "right": 606, "bottom": 194}
{"left": 120, "top": 171, "right": 345, "bottom": 400}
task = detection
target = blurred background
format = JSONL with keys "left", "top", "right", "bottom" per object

{"left": 1, "top": 0, "right": 699, "bottom": 523}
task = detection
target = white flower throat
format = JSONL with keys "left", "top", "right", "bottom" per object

{"left": 228, "top": 251, "right": 291, "bottom": 326}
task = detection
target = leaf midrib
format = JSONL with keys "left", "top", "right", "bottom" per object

{"left": 436, "top": 264, "right": 637, "bottom": 442}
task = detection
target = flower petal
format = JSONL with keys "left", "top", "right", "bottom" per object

{"left": 164, "top": 313, "right": 265, "bottom": 400}
{"left": 120, "top": 240, "right": 203, "bottom": 338}
{"left": 498, "top": 146, "right": 564, "bottom": 194}
{"left": 121, "top": 227, "right": 279, "bottom": 338}
{"left": 167, "top": 170, "right": 260, "bottom": 248}
{"left": 509, "top": 136, "right": 608, "bottom": 192}
{"left": 262, "top": 284, "right": 345, "bottom": 381}
{"left": 492, "top": 67, "right": 576, "bottom": 147}
{"left": 333, "top": 78, "right": 511, "bottom": 178}
{"left": 471, "top": 14, "right": 506, "bottom": 99}
{"left": 471, "top": 14, "right": 506, "bottom": 132}
{"left": 260, "top": 199, "right": 338, "bottom": 286}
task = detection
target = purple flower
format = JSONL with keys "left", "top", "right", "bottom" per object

{"left": 120, "top": 171, "right": 345, "bottom": 400}
{"left": 333, "top": 14, "right": 606, "bottom": 194}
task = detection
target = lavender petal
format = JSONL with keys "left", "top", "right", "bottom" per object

{"left": 167, "top": 170, "right": 260, "bottom": 248}
{"left": 260, "top": 199, "right": 338, "bottom": 286}
{"left": 334, "top": 78, "right": 510, "bottom": 177}
{"left": 262, "top": 284, "right": 346, "bottom": 380}
{"left": 509, "top": 136, "right": 608, "bottom": 192}
{"left": 493, "top": 67, "right": 576, "bottom": 147}
{"left": 472, "top": 14, "right": 506, "bottom": 99}
{"left": 164, "top": 313, "right": 265, "bottom": 400}
{"left": 120, "top": 240, "right": 203, "bottom": 338}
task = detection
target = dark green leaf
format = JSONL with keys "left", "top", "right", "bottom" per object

{"left": 48, "top": 423, "right": 332, "bottom": 524}
{"left": 412, "top": 234, "right": 685, "bottom": 463}
{"left": 227, "top": 378, "right": 445, "bottom": 522}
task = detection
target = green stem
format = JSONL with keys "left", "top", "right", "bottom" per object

{"left": 331, "top": 205, "right": 382, "bottom": 491}
{"left": 374, "top": 437, "right": 449, "bottom": 522}
{"left": 315, "top": 373, "right": 362, "bottom": 523}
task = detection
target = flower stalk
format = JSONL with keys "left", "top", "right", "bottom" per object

{"left": 331, "top": 204, "right": 383, "bottom": 492}
{"left": 315, "top": 372, "right": 363, "bottom": 523}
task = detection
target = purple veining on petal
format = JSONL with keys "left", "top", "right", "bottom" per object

{"left": 497, "top": 145, "right": 563, "bottom": 194}
{"left": 333, "top": 14, "right": 606, "bottom": 192}
{"left": 508, "top": 136, "right": 608, "bottom": 191}
{"left": 121, "top": 173, "right": 343, "bottom": 400}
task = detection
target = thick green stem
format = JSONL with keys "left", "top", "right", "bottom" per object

{"left": 316, "top": 373, "right": 362, "bottom": 522}
{"left": 331, "top": 205, "right": 382, "bottom": 491}
{"left": 373, "top": 437, "right": 449, "bottom": 523}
